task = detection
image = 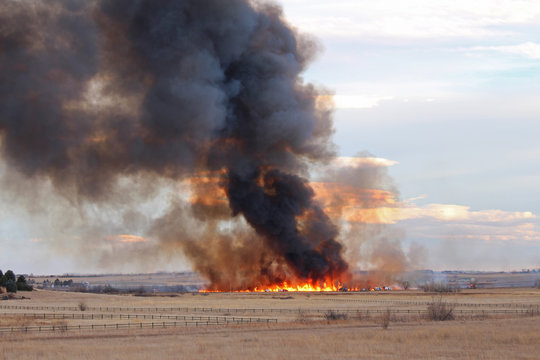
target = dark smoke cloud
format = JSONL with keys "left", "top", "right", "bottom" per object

{"left": 0, "top": 0, "right": 348, "bottom": 287}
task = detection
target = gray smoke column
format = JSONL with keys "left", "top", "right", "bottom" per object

{"left": 0, "top": 0, "right": 348, "bottom": 287}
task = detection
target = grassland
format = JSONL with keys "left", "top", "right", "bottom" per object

{"left": 1, "top": 288, "right": 539, "bottom": 359}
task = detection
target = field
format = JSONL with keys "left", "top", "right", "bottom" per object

{"left": 1, "top": 286, "right": 539, "bottom": 359}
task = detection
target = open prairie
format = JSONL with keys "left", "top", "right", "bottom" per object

{"left": 1, "top": 287, "right": 539, "bottom": 359}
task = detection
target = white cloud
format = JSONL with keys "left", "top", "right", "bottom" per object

{"left": 283, "top": 0, "right": 540, "bottom": 40}
{"left": 465, "top": 42, "right": 540, "bottom": 59}
{"left": 333, "top": 94, "right": 394, "bottom": 109}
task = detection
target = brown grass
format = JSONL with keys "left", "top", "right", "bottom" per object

{"left": 1, "top": 318, "right": 539, "bottom": 359}
{"left": 1, "top": 288, "right": 539, "bottom": 359}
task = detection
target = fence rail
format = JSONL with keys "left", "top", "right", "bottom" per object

{"left": 313, "top": 298, "right": 540, "bottom": 308}
{"left": 0, "top": 308, "right": 536, "bottom": 335}
{"left": 0, "top": 318, "right": 276, "bottom": 334}
{"left": 0, "top": 312, "right": 276, "bottom": 322}
{"left": 1, "top": 305, "right": 538, "bottom": 316}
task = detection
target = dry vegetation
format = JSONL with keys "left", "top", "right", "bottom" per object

{"left": 0, "top": 287, "right": 539, "bottom": 359}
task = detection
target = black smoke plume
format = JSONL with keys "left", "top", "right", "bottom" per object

{"left": 0, "top": 0, "right": 348, "bottom": 288}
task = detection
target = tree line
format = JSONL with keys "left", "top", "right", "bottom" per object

{"left": 0, "top": 269, "right": 33, "bottom": 293}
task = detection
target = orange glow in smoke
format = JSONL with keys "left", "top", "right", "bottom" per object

{"left": 186, "top": 170, "right": 228, "bottom": 207}
{"left": 311, "top": 182, "right": 399, "bottom": 224}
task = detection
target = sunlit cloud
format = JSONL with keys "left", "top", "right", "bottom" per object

{"left": 396, "top": 203, "right": 536, "bottom": 223}
{"left": 333, "top": 156, "right": 398, "bottom": 168}
{"left": 394, "top": 201, "right": 540, "bottom": 243}
{"left": 107, "top": 234, "right": 150, "bottom": 243}
{"left": 310, "top": 156, "right": 540, "bottom": 242}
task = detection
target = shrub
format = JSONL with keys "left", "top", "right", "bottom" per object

{"left": 427, "top": 296, "right": 455, "bottom": 321}
{"left": 55, "top": 321, "right": 68, "bottom": 333}
{"left": 296, "top": 309, "right": 310, "bottom": 323}
{"left": 421, "top": 281, "right": 459, "bottom": 293}
{"left": 401, "top": 280, "right": 410, "bottom": 290}
{"left": 381, "top": 308, "right": 391, "bottom": 329}
{"left": 16, "top": 282, "right": 33, "bottom": 291}
{"left": 78, "top": 301, "right": 88, "bottom": 311}
{"left": 102, "top": 284, "right": 119, "bottom": 293}
{"left": 324, "top": 311, "right": 348, "bottom": 321}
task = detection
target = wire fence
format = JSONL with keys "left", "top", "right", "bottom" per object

{"left": 1, "top": 308, "right": 537, "bottom": 335}
{"left": 1, "top": 305, "right": 538, "bottom": 316}
{"left": 0, "top": 312, "right": 276, "bottom": 322}
{"left": 312, "top": 298, "right": 540, "bottom": 308}
{"left": 0, "top": 302, "right": 540, "bottom": 316}
{"left": 0, "top": 318, "right": 277, "bottom": 334}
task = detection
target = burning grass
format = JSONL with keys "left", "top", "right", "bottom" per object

{"left": 200, "top": 282, "right": 348, "bottom": 293}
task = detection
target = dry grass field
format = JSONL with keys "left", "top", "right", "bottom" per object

{"left": 1, "top": 288, "right": 539, "bottom": 359}
{"left": 1, "top": 318, "right": 539, "bottom": 360}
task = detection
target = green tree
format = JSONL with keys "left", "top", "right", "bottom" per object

{"left": 0, "top": 270, "right": 4, "bottom": 287}
{"left": 4, "top": 270, "right": 16, "bottom": 283}
{"left": 6, "top": 279, "right": 17, "bottom": 293}
{"left": 16, "top": 275, "right": 33, "bottom": 291}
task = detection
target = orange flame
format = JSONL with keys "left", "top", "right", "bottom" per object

{"left": 199, "top": 278, "right": 365, "bottom": 292}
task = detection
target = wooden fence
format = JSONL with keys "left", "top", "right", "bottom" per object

{"left": 313, "top": 298, "right": 540, "bottom": 308}
{"left": 1, "top": 308, "right": 536, "bottom": 335}
{"left": 0, "top": 312, "right": 276, "bottom": 322}
{"left": 0, "top": 318, "right": 276, "bottom": 334}
{"left": 1, "top": 304, "right": 539, "bottom": 314}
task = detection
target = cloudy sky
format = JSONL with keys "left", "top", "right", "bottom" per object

{"left": 1, "top": 0, "right": 539, "bottom": 275}
{"left": 283, "top": 0, "right": 540, "bottom": 271}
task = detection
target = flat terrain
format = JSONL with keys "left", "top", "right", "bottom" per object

{"left": 1, "top": 288, "right": 539, "bottom": 359}
{"left": 27, "top": 270, "right": 540, "bottom": 292}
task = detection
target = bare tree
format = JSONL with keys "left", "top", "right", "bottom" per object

{"left": 427, "top": 296, "right": 455, "bottom": 321}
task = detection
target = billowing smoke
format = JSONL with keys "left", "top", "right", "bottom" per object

{"left": 312, "top": 154, "right": 425, "bottom": 287}
{"left": 0, "top": 0, "right": 354, "bottom": 288}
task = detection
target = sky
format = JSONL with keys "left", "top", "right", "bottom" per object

{"left": 1, "top": 0, "right": 539, "bottom": 275}
{"left": 282, "top": 0, "right": 540, "bottom": 271}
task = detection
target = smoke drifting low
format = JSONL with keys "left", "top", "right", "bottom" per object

{"left": 0, "top": 0, "right": 413, "bottom": 288}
